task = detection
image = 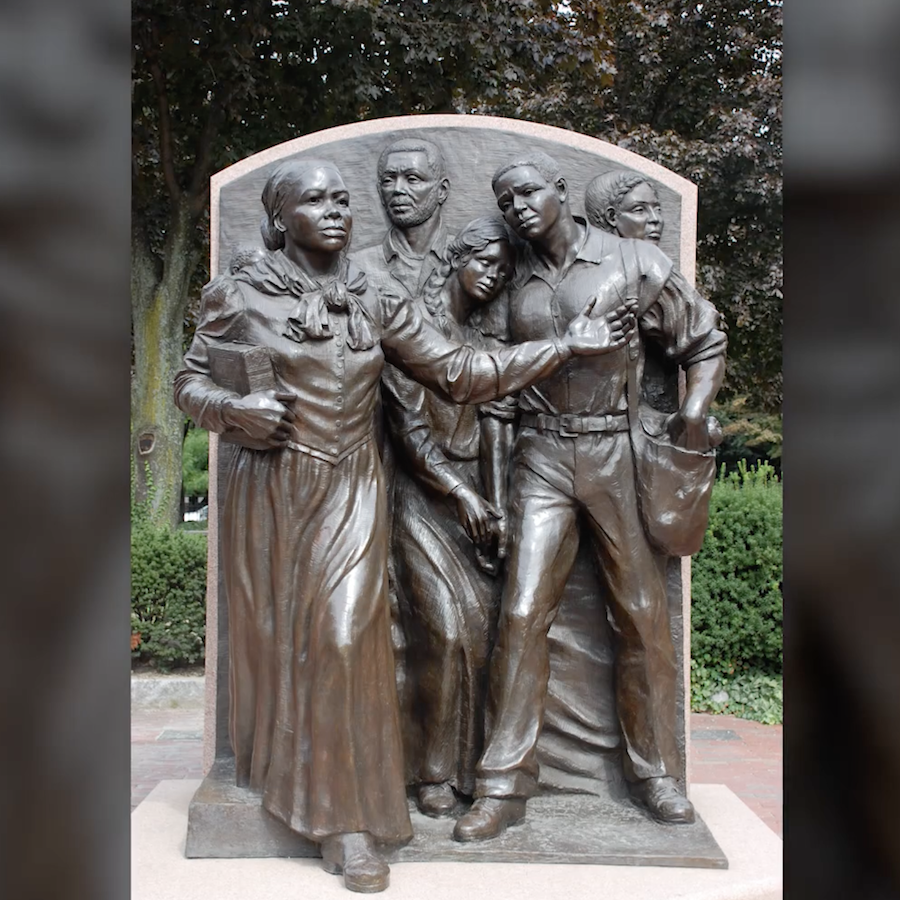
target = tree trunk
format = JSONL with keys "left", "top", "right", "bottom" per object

{"left": 132, "top": 203, "right": 200, "bottom": 528}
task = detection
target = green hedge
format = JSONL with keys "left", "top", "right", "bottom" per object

{"left": 131, "top": 520, "right": 207, "bottom": 670}
{"left": 690, "top": 461, "right": 783, "bottom": 723}
{"left": 691, "top": 460, "right": 783, "bottom": 676}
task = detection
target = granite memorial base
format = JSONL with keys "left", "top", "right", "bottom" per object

{"left": 134, "top": 780, "right": 781, "bottom": 900}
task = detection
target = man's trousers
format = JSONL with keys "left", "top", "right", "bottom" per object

{"left": 475, "top": 427, "right": 680, "bottom": 799}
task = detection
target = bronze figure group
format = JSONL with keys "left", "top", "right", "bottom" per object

{"left": 176, "top": 136, "right": 725, "bottom": 893}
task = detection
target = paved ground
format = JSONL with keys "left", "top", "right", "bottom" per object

{"left": 689, "top": 712, "right": 782, "bottom": 836}
{"left": 131, "top": 706, "right": 781, "bottom": 836}
{"left": 131, "top": 708, "right": 207, "bottom": 812}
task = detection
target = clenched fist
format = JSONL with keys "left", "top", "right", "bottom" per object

{"left": 223, "top": 390, "right": 297, "bottom": 448}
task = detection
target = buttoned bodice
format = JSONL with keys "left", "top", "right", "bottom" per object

{"left": 232, "top": 279, "right": 386, "bottom": 461}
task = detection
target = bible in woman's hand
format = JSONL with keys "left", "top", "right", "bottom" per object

{"left": 208, "top": 342, "right": 277, "bottom": 395}
{"left": 208, "top": 343, "right": 279, "bottom": 450}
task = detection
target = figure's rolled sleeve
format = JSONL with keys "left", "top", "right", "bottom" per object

{"left": 475, "top": 330, "right": 520, "bottom": 422}
{"left": 173, "top": 276, "right": 244, "bottom": 433}
{"left": 381, "top": 363, "right": 465, "bottom": 497}
{"left": 640, "top": 268, "right": 727, "bottom": 368}
{"left": 479, "top": 394, "right": 520, "bottom": 421}
{"left": 379, "top": 292, "right": 569, "bottom": 404}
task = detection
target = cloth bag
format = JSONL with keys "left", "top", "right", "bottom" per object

{"left": 620, "top": 240, "right": 716, "bottom": 557}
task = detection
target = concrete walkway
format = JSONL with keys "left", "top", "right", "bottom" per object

{"left": 131, "top": 704, "right": 782, "bottom": 837}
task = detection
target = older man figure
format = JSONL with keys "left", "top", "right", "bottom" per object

{"left": 352, "top": 137, "right": 453, "bottom": 298}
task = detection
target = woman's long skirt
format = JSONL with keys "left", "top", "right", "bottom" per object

{"left": 223, "top": 440, "right": 412, "bottom": 845}
{"left": 392, "top": 458, "right": 500, "bottom": 797}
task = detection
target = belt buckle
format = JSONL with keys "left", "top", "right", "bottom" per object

{"left": 558, "top": 413, "right": 580, "bottom": 437}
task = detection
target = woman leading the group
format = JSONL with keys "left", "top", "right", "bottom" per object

{"left": 174, "top": 158, "right": 635, "bottom": 893}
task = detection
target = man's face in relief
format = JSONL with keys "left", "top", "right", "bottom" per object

{"left": 379, "top": 150, "right": 447, "bottom": 229}
{"left": 493, "top": 165, "right": 565, "bottom": 244}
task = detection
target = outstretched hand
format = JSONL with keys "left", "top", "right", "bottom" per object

{"left": 563, "top": 296, "right": 638, "bottom": 356}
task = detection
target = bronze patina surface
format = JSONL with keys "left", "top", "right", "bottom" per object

{"left": 179, "top": 116, "right": 727, "bottom": 887}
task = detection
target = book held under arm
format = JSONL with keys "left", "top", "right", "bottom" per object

{"left": 208, "top": 342, "right": 277, "bottom": 396}
{"left": 208, "top": 342, "right": 281, "bottom": 450}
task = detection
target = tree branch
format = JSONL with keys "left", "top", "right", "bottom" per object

{"left": 146, "top": 28, "right": 180, "bottom": 206}
{"left": 190, "top": 181, "right": 211, "bottom": 220}
{"left": 187, "top": 91, "right": 228, "bottom": 217}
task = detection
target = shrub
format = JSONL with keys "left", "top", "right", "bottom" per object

{"left": 131, "top": 520, "right": 207, "bottom": 670}
{"left": 182, "top": 424, "right": 209, "bottom": 501}
{"left": 710, "top": 396, "right": 782, "bottom": 474}
{"left": 691, "top": 461, "right": 783, "bottom": 680}
{"left": 691, "top": 661, "right": 783, "bottom": 725}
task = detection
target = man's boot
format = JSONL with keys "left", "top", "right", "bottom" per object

{"left": 629, "top": 776, "right": 695, "bottom": 824}
{"left": 452, "top": 798, "right": 526, "bottom": 842}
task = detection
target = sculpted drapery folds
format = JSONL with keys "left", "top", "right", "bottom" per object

{"left": 381, "top": 217, "right": 518, "bottom": 818}
{"left": 175, "top": 156, "right": 638, "bottom": 892}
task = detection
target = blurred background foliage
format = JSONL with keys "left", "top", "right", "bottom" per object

{"left": 181, "top": 423, "right": 209, "bottom": 504}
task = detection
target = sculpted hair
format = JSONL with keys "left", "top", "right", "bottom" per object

{"left": 229, "top": 245, "right": 267, "bottom": 274}
{"left": 423, "top": 216, "right": 515, "bottom": 319}
{"left": 446, "top": 216, "right": 515, "bottom": 269}
{"left": 377, "top": 138, "right": 446, "bottom": 182}
{"left": 491, "top": 150, "right": 562, "bottom": 192}
{"left": 259, "top": 158, "right": 342, "bottom": 250}
{"left": 584, "top": 170, "right": 654, "bottom": 231}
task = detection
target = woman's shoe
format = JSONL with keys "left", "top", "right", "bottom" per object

{"left": 321, "top": 832, "right": 390, "bottom": 893}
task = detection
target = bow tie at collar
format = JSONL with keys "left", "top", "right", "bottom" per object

{"left": 236, "top": 250, "right": 376, "bottom": 351}
{"left": 283, "top": 275, "right": 378, "bottom": 351}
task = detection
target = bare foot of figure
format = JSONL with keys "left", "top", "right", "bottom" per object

{"left": 415, "top": 782, "right": 457, "bottom": 818}
{"left": 321, "top": 832, "right": 390, "bottom": 893}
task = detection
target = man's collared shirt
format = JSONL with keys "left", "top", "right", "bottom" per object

{"left": 509, "top": 220, "right": 726, "bottom": 418}
{"left": 352, "top": 214, "right": 454, "bottom": 300}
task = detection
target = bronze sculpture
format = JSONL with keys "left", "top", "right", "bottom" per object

{"left": 175, "top": 157, "right": 639, "bottom": 892}
{"left": 228, "top": 245, "right": 268, "bottom": 274}
{"left": 350, "top": 137, "right": 456, "bottom": 681}
{"left": 453, "top": 151, "right": 727, "bottom": 843}
{"left": 585, "top": 170, "right": 665, "bottom": 244}
{"left": 352, "top": 137, "right": 453, "bottom": 298}
{"left": 382, "top": 217, "right": 518, "bottom": 818}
